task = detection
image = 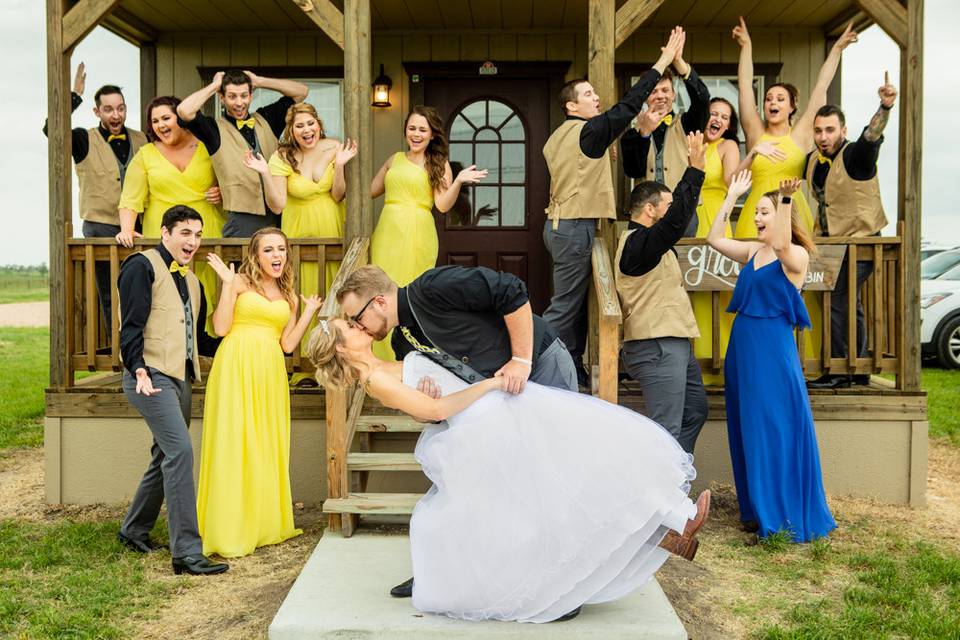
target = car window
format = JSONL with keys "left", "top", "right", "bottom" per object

{"left": 937, "top": 263, "right": 960, "bottom": 281}
{"left": 921, "top": 251, "right": 960, "bottom": 279}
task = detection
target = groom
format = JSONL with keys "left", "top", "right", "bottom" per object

{"left": 337, "top": 264, "right": 579, "bottom": 605}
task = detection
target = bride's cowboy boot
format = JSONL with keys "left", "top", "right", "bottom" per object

{"left": 659, "top": 490, "right": 711, "bottom": 561}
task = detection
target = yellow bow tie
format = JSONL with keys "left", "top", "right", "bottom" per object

{"left": 660, "top": 113, "right": 674, "bottom": 127}
{"left": 235, "top": 117, "right": 256, "bottom": 130}
{"left": 817, "top": 153, "right": 833, "bottom": 167}
{"left": 169, "top": 262, "right": 190, "bottom": 277}
{"left": 107, "top": 133, "right": 126, "bottom": 142}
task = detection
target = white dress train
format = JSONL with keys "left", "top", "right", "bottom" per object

{"left": 402, "top": 352, "right": 698, "bottom": 623}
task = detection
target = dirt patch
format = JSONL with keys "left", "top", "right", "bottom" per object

{"left": 3, "top": 441, "right": 960, "bottom": 639}
{"left": 0, "top": 301, "right": 49, "bottom": 327}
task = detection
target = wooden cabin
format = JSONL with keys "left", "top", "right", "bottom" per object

{"left": 44, "top": 1, "right": 927, "bottom": 531}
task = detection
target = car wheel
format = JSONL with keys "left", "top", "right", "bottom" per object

{"left": 935, "top": 315, "right": 960, "bottom": 369}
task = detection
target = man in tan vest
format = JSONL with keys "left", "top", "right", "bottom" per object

{"left": 805, "top": 75, "right": 897, "bottom": 389}
{"left": 178, "top": 69, "right": 308, "bottom": 237}
{"left": 621, "top": 41, "right": 710, "bottom": 236}
{"left": 116, "top": 205, "right": 227, "bottom": 576}
{"left": 543, "top": 28, "right": 685, "bottom": 388}
{"left": 616, "top": 133, "right": 707, "bottom": 454}
{"left": 43, "top": 63, "right": 147, "bottom": 331}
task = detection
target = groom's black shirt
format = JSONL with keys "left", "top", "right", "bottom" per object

{"left": 392, "top": 266, "right": 557, "bottom": 377}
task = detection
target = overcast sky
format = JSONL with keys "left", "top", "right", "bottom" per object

{"left": 1, "top": 0, "right": 956, "bottom": 265}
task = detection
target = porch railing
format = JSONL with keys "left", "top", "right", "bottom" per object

{"left": 61, "top": 237, "right": 351, "bottom": 388}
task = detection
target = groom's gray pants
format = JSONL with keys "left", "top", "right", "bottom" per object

{"left": 622, "top": 337, "right": 707, "bottom": 454}
{"left": 531, "top": 337, "right": 578, "bottom": 392}
{"left": 543, "top": 219, "right": 595, "bottom": 364}
{"left": 119, "top": 368, "right": 203, "bottom": 558}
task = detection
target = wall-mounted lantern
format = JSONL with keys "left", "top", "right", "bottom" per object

{"left": 372, "top": 63, "right": 392, "bottom": 107}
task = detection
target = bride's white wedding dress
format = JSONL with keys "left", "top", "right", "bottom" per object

{"left": 402, "top": 352, "right": 698, "bottom": 623}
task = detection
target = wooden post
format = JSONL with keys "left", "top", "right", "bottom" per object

{"left": 140, "top": 42, "right": 156, "bottom": 109}
{"left": 899, "top": 0, "right": 923, "bottom": 391}
{"left": 343, "top": 0, "right": 373, "bottom": 243}
{"left": 47, "top": 0, "right": 71, "bottom": 388}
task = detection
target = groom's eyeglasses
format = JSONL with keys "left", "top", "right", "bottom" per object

{"left": 350, "top": 296, "right": 378, "bottom": 328}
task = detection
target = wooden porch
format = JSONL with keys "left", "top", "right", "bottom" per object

{"left": 44, "top": 0, "right": 927, "bottom": 517}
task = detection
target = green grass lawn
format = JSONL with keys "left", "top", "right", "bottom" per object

{"left": 0, "top": 328, "right": 48, "bottom": 449}
{"left": 0, "top": 267, "right": 49, "bottom": 304}
{"left": 923, "top": 367, "right": 960, "bottom": 443}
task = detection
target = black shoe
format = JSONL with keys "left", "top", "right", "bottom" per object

{"left": 739, "top": 520, "right": 760, "bottom": 533}
{"left": 172, "top": 554, "right": 229, "bottom": 576}
{"left": 575, "top": 362, "right": 590, "bottom": 388}
{"left": 553, "top": 606, "right": 582, "bottom": 622}
{"left": 806, "top": 374, "right": 851, "bottom": 390}
{"left": 390, "top": 577, "right": 414, "bottom": 598}
{"left": 851, "top": 374, "right": 871, "bottom": 386}
{"left": 117, "top": 532, "right": 167, "bottom": 553}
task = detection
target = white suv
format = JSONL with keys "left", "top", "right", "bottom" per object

{"left": 921, "top": 263, "right": 960, "bottom": 368}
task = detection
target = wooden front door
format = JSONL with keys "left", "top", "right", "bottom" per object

{"left": 421, "top": 71, "right": 558, "bottom": 313}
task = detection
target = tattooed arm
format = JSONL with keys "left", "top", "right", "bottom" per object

{"left": 865, "top": 71, "right": 898, "bottom": 142}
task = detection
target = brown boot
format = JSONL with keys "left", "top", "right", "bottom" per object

{"left": 659, "top": 531, "right": 700, "bottom": 561}
{"left": 683, "top": 490, "right": 711, "bottom": 539}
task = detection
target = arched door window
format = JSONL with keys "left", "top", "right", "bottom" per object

{"left": 447, "top": 99, "right": 527, "bottom": 228}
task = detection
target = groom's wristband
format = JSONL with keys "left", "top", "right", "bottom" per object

{"left": 511, "top": 356, "right": 533, "bottom": 366}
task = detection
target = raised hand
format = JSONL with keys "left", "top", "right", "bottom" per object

{"left": 637, "top": 106, "right": 668, "bottom": 136}
{"left": 879, "top": 70, "right": 898, "bottom": 108}
{"left": 753, "top": 140, "right": 787, "bottom": 163}
{"left": 672, "top": 29, "right": 691, "bottom": 76}
{"left": 335, "top": 139, "right": 358, "bottom": 167}
{"left": 206, "top": 252, "right": 236, "bottom": 288}
{"left": 243, "top": 69, "right": 261, "bottom": 88}
{"left": 657, "top": 27, "right": 685, "bottom": 68}
{"left": 732, "top": 16, "right": 751, "bottom": 48}
{"left": 779, "top": 178, "right": 801, "bottom": 197}
{"left": 455, "top": 164, "right": 488, "bottom": 185}
{"left": 204, "top": 185, "right": 222, "bottom": 205}
{"left": 833, "top": 22, "right": 858, "bottom": 53}
{"left": 73, "top": 62, "right": 86, "bottom": 96}
{"left": 300, "top": 294, "right": 323, "bottom": 315}
{"left": 686, "top": 131, "right": 707, "bottom": 171}
{"left": 244, "top": 149, "right": 270, "bottom": 175}
{"left": 728, "top": 170, "right": 752, "bottom": 199}
{"left": 211, "top": 71, "right": 224, "bottom": 91}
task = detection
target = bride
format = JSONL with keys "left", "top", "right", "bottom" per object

{"left": 307, "top": 318, "right": 710, "bottom": 624}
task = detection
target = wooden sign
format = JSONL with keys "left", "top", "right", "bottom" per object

{"left": 479, "top": 61, "right": 498, "bottom": 75}
{"left": 675, "top": 245, "right": 847, "bottom": 291}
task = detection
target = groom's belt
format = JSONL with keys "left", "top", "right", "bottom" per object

{"left": 398, "top": 325, "right": 485, "bottom": 384}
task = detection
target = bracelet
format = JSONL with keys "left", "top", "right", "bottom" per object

{"left": 511, "top": 356, "right": 533, "bottom": 366}
{"left": 880, "top": 103, "right": 893, "bottom": 111}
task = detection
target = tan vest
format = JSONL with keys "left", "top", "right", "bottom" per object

{"left": 126, "top": 249, "right": 203, "bottom": 382}
{"left": 615, "top": 229, "right": 699, "bottom": 341}
{"left": 806, "top": 142, "right": 887, "bottom": 237}
{"left": 543, "top": 119, "right": 617, "bottom": 228}
{"left": 75, "top": 128, "right": 147, "bottom": 225}
{"left": 212, "top": 112, "right": 280, "bottom": 215}
{"left": 645, "top": 116, "right": 689, "bottom": 191}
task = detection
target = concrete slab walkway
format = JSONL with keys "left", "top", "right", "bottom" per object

{"left": 269, "top": 532, "right": 688, "bottom": 639}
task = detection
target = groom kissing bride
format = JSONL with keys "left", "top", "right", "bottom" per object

{"left": 307, "top": 263, "right": 710, "bottom": 624}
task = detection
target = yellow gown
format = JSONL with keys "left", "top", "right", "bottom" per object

{"left": 197, "top": 291, "right": 302, "bottom": 558}
{"left": 119, "top": 142, "right": 226, "bottom": 334}
{"left": 270, "top": 152, "right": 345, "bottom": 383}
{"left": 693, "top": 141, "right": 733, "bottom": 386}
{"left": 370, "top": 152, "right": 438, "bottom": 360}
{"left": 734, "top": 131, "right": 821, "bottom": 365}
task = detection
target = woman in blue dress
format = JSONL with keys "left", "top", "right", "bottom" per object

{"left": 706, "top": 171, "right": 836, "bottom": 543}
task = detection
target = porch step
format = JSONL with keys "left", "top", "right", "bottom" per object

{"left": 355, "top": 415, "right": 425, "bottom": 433}
{"left": 347, "top": 452, "right": 421, "bottom": 471}
{"left": 323, "top": 492, "right": 423, "bottom": 515}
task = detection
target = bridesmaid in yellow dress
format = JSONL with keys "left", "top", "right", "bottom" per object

{"left": 732, "top": 17, "right": 859, "bottom": 363}
{"left": 117, "top": 95, "right": 226, "bottom": 333}
{"left": 245, "top": 102, "right": 356, "bottom": 385}
{"left": 693, "top": 98, "right": 741, "bottom": 385}
{"left": 369, "top": 105, "right": 487, "bottom": 359}
{"left": 197, "top": 228, "right": 321, "bottom": 558}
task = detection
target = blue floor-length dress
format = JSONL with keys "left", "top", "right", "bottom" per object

{"left": 724, "top": 255, "right": 836, "bottom": 542}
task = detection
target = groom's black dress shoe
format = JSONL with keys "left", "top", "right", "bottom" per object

{"left": 553, "top": 606, "right": 582, "bottom": 622}
{"left": 172, "top": 554, "right": 229, "bottom": 576}
{"left": 117, "top": 532, "right": 167, "bottom": 553}
{"left": 390, "top": 577, "right": 414, "bottom": 597}
{"left": 807, "top": 374, "right": 851, "bottom": 390}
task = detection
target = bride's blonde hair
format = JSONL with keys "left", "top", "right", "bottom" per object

{"left": 305, "top": 319, "right": 359, "bottom": 389}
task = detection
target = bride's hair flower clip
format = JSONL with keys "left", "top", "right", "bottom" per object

{"left": 320, "top": 319, "right": 330, "bottom": 334}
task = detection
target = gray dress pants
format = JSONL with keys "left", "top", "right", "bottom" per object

{"left": 119, "top": 368, "right": 203, "bottom": 558}
{"left": 542, "top": 219, "right": 595, "bottom": 363}
{"left": 222, "top": 210, "right": 281, "bottom": 238}
{"left": 530, "top": 337, "right": 578, "bottom": 392}
{"left": 622, "top": 337, "right": 708, "bottom": 454}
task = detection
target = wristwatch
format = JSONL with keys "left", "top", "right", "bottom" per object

{"left": 780, "top": 195, "right": 792, "bottom": 204}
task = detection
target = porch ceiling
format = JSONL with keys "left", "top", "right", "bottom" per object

{"left": 111, "top": 0, "right": 862, "bottom": 35}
